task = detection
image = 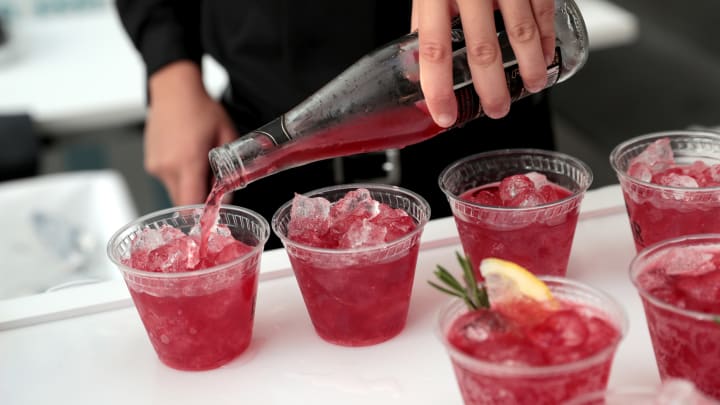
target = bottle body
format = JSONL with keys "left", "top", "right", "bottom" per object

{"left": 210, "top": 0, "right": 588, "bottom": 192}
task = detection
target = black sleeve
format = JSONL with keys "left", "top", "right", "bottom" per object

{"left": 115, "top": 0, "right": 203, "bottom": 78}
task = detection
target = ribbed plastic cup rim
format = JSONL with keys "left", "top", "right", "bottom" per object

{"left": 630, "top": 233, "right": 720, "bottom": 319}
{"left": 609, "top": 129, "right": 720, "bottom": 191}
{"left": 271, "top": 182, "right": 431, "bottom": 255}
{"left": 106, "top": 204, "right": 270, "bottom": 279}
{"left": 435, "top": 276, "right": 629, "bottom": 377}
{"left": 437, "top": 148, "right": 593, "bottom": 212}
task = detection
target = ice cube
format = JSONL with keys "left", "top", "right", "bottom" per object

{"left": 467, "top": 188, "right": 502, "bottom": 206}
{"left": 507, "top": 190, "right": 547, "bottom": 208}
{"left": 631, "top": 137, "right": 675, "bottom": 172}
{"left": 658, "top": 246, "right": 716, "bottom": 276}
{"left": 338, "top": 218, "right": 388, "bottom": 248}
{"left": 371, "top": 204, "right": 416, "bottom": 242}
{"left": 528, "top": 310, "right": 589, "bottom": 349}
{"left": 211, "top": 240, "right": 253, "bottom": 266}
{"left": 524, "top": 172, "right": 549, "bottom": 189}
{"left": 700, "top": 164, "right": 720, "bottom": 187}
{"left": 628, "top": 161, "right": 653, "bottom": 182}
{"left": 288, "top": 193, "right": 332, "bottom": 239}
{"left": 147, "top": 237, "right": 199, "bottom": 273}
{"left": 459, "top": 311, "right": 508, "bottom": 343}
{"left": 328, "top": 188, "right": 373, "bottom": 219}
{"left": 653, "top": 172, "right": 699, "bottom": 188}
{"left": 499, "top": 174, "right": 535, "bottom": 203}
{"left": 538, "top": 184, "right": 559, "bottom": 202}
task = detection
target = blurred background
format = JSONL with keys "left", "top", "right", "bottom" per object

{"left": 0, "top": 0, "right": 718, "bottom": 299}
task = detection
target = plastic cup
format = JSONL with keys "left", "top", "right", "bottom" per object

{"left": 630, "top": 234, "right": 720, "bottom": 400}
{"left": 438, "top": 149, "right": 593, "bottom": 278}
{"left": 437, "top": 276, "right": 628, "bottom": 405}
{"left": 610, "top": 130, "right": 720, "bottom": 252}
{"left": 107, "top": 205, "right": 269, "bottom": 371}
{"left": 272, "top": 183, "right": 431, "bottom": 346}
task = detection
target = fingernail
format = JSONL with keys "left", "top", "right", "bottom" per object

{"left": 545, "top": 53, "right": 553, "bottom": 66}
{"left": 486, "top": 102, "right": 510, "bottom": 119}
{"left": 436, "top": 113, "right": 456, "bottom": 128}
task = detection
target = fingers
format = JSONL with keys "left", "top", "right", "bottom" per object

{"left": 530, "top": 0, "right": 556, "bottom": 66}
{"left": 416, "top": 0, "right": 553, "bottom": 123}
{"left": 457, "top": 0, "right": 510, "bottom": 119}
{"left": 416, "top": 0, "right": 457, "bottom": 128}
{"left": 497, "top": 0, "right": 548, "bottom": 93}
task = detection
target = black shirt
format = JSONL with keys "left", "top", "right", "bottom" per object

{"left": 116, "top": 0, "right": 556, "bottom": 245}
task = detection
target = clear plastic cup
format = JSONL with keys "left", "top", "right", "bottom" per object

{"left": 437, "top": 276, "right": 628, "bottom": 405}
{"left": 272, "top": 183, "right": 431, "bottom": 346}
{"left": 107, "top": 205, "right": 269, "bottom": 371}
{"left": 630, "top": 234, "right": 720, "bottom": 400}
{"left": 438, "top": 149, "right": 593, "bottom": 278}
{"left": 610, "top": 130, "right": 720, "bottom": 252}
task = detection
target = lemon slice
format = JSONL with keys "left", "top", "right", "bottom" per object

{"left": 479, "top": 258, "right": 556, "bottom": 305}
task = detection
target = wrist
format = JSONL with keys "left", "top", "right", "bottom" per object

{"left": 149, "top": 60, "right": 207, "bottom": 103}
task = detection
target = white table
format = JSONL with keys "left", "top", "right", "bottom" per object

{"left": 0, "top": 184, "right": 662, "bottom": 404}
{"left": 0, "top": 1, "right": 638, "bottom": 134}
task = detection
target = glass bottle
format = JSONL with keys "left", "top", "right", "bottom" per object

{"left": 209, "top": 0, "right": 589, "bottom": 192}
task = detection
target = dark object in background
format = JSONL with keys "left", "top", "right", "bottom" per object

{"left": 0, "top": 15, "right": 7, "bottom": 47}
{"left": 0, "top": 114, "right": 39, "bottom": 181}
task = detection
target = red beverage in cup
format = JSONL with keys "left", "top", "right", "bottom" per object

{"left": 631, "top": 234, "right": 720, "bottom": 400}
{"left": 272, "top": 185, "right": 430, "bottom": 346}
{"left": 439, "top": 150, "right": 592, "bottom": 278}
{"left": 610, "top": 131, "right": 720, "bottom": 251}
{"left": 107, "top": 205, "right": 269, "bottom": 371}
{"left": 438, "top": 277, "right": 627, "bottom": 405}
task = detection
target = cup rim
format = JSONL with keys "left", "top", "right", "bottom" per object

{"left": 609, "top": 129, "right": 720, "bottom": 191}
{"left": 437, "top": 148, "right": 593, "bottom": 212}
{"left": 435, "top": 276, "right": 629, "bottom": 376}
{"left": 629, "top": 233, "right": 720, "bottom": 319}
{"left": 106, "top": 204, "right": 270, "bottom": 279}
{"left": 271, "top": 183, "right": 431, "bottom": 254}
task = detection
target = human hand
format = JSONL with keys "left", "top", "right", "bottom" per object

{"left": 145, "top": 61, "right": 238, "bottom": 205}
{"left": 411, "top": 0, "right": 555, "bottom": 126}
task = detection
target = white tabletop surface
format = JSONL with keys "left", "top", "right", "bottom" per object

{"left": 0, "top": 184, "right": 661, "bottom": 404}
{"left": 0, "top": 1, "right": 638, "bottom": 134}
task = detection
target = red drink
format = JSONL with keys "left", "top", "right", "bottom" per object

{"left": 611, "top": 131, "right": 720, "bottom": 251}
{"left": 438, "top": 277, "right": 626, "bottom": 405}
{"left": 458, "top": 178, "right": 575, "bottom": 277}
{"left": 439, "top": 150, "right": 592, "bottom": 278}
{"left": 272, "top": 185, "right": 430, "bottom": 346}
{"left": 237, "top": 102, "right": 443, "bottom": 187}
{"left": 631, "top": 234, "right": 720, "bottom": 400}
{"left": 107, "top": 205, "right": 269, "bottom": 371}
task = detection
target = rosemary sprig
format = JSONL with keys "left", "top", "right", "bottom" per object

{"left": 428, "top": 251, "right": 489, "bottom": 310}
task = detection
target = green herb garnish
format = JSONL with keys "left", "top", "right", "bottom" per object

{"left": 428, "top": 251, "right": 489, "bottom": 310}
